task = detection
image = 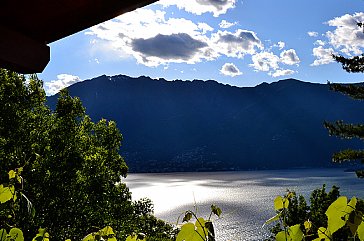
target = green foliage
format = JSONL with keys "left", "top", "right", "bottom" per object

{"left": 0, "top": 69, "right": 174, "bottom": 241}
{"left": 265, "top": 185, "right": 352, "bottom": 240}
{"left": 266, "top": 186, "right": 364, "bottom": 241}
{"left": 176, "top": 204, "right": 221, "bottom": 241}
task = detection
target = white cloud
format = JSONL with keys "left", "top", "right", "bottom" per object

{"left": 314, "top": 40, "right": 326, "bottom": 46}
{"left": 44, "top": 74, "right": 82, "bottom": 96}
{"left": 308, "top": 31, "right": 319, "bottom": 37}
{"left": 219, "top": 20, "right": 238, "bottom": 29}
{"left": 280, "top": 49, "right": 300, "bottom": 65}
{"left": 157, "top": 0, "right": 236, "bottom": 17}
{"left": 250, "top": 49, "right": 300, "bottom": 76}
{"left": 86, "top": 9, "right": 216, "bottom": 67}
{"left": 311, "top": 46, "right": 336, "bottom": 66}
{"left": 270, "top": 69, "right": 295, "bottom": 78}
{"left": 220, "top": 63, "right": 242, "bottom": 77}
{"left": 211, "top": 29, "right": 263, "bottom": 58}
{"left": 131, "top": 33, "right": 211, "bottom": 66}
{"left": 250, "top": 51, "right": 280, "bottom": 72}
{"left": 198, "top": 22, "right": 214, "bottom": 34}
{"left": 277, "top": 41, "right": 285, "bottom": 50}
{"left": 326, "top": 12, "right": 364, "bottom": 55}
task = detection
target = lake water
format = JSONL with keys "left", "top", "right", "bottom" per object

{"left": 124, "top": 168, "right": 364, "bottom": 241}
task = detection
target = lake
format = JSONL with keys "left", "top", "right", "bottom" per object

{"left": 124, "top": 168, "right": 364, "bottom": 241}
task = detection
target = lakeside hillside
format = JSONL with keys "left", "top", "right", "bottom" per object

{"left": 47, "top": 75, "right": 364, "bottom": 172}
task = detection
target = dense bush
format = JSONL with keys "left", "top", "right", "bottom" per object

{"left": 0, "top": 69, "right": 174, "bottom": 241}
{"left": 266, "top": 185, "right": 364, "bottom": 241}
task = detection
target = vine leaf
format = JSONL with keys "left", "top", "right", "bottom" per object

{"left": 275, "top": 224, "right": 303, "bottom": 241}
{"left": 183, "top": 211, "right": 193, "bottom": 223}
{"left": 211, "top": 205, "right": 222, "bottom": 218}
{"left": 176, "top": 218, "right": 209, "bottom": 241}
{"left": 8, "top": 170, "right": 16, "bottom": 180}
{"left": 0, "top": 185, "right": 15, "bottom": 203}
{"left": 33, "top": 228, "right": 50, "bottom": 241}
{"left": 357, "top": 221, "right": 364, "bottom": 241}
{"left": 345, "top": 197, "right": 361, "bottom": 235}
{"left": 0, "top": 229, "right": 7, "bottom": 241}
{"left": 264, "top": 213, "right": 281, "bottom": 225}
{"left": 99, "top": 226, "right": 114, "bottom": 236}
{"left": 312, "top": 227, "right": 331, "bottom": 241}
{"left": 8, "top": 228, "right": 24, "bottom": 241}
{"left": 195, "top": 217, "right": 207, "bottom": 239}
{"left": 304, "top": 220, "right": 312, "bottom": 232}
{"left": 275, "top": 230, "right": 287, "bottom": 241}
{"left": 274, "top": 196, "right": 289, "bottom": 211}
{"left": 326, "top": 196, "right": 347, "bottom": 234}
{"left": 176, "top": 223, "right": 198, "bottom": 241}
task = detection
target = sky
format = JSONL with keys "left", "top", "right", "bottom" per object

{"left": 39, "top": 0, "right": 364, "bottom": 95}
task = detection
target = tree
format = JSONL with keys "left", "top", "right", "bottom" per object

{"left": 324, "top": 22, "right": 364, "bottom": 178}
{"left": 0, "top": 69, "right": 174, "bottom": 240}
{"left": 266, "top": 185, "right": 364, "bottom": 241}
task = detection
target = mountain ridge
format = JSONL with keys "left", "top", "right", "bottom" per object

{"left": 47, "top": 75, "right": 364, "bottom": 172}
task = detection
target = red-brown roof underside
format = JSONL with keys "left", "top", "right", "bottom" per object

{"left": 0, "top": 0, "right": 158, "bottom": 73}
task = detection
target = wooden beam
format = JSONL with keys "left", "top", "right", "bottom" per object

{"left": 0, "top": 25, "right": 50, "bottom": 73}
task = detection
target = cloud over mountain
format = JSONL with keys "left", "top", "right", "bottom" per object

{"left": 220, "top": 63, "right": 242, "bottom": 77}
{"left": 280, "top": 49, "right": 300, "bottom": 65}
{"left": 157, "top": 0, "right": 236, "bottom": 17}
{"left": 311, "top": 46, "right": 336, "bottom": 66}
{"left": 131, "top": 33, "right": 210, "bottom": 66}
{"left": 250, "top": 49, "right": 300, "bottom": 77}
{"left": 86, "top": 6, "right": 299, "bottom": 79}
{"left": 212, "top": 29, "right": 263, "bottom": 58}
{"left": 44, "top": 74, "right": 82, "bottom": 96}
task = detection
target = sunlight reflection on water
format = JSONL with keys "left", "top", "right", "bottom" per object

{"left": 124, "top": 168, "right": 364, "bottom": 241}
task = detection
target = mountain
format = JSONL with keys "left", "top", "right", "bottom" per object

{"left": 47, "top": 75, "right": 364, "bottom": 172}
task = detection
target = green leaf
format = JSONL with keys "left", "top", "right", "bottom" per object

{"left": 274, "top": 196, "right": 283, "bottom": 210}
{"left": 345, "top": 196, "right": 357, "bottom": 220}
{"left": 289, "top": 224, "right": 303, "bottom": 241}
{"left": 211, "top": 204, "right": 222, "bottom": 218}
{"left": 82, "top": 233, "right": 95, "bottom": 241}
{"left": 0, "top": 185, "right": 14, "bottom": 203}
{"left": 304, "top": 220, "right": 312, "bottom": 232}
{"left": 176, "top": 223, "right": 197, "bottom": 241}
{"left": 274, "top": 196, "right": 289, "bottom": 211}
{"left": 125, "top": 235, "right": 136, "bottom": 241}
{"left": 8, "top": 228, "right": 24, "bottom": 241}
{"left": 357, "top": 221, "right": 364, "bottom": 241}
{"left": 348, "top": 210, "right": 362, "bottom": 235}
{"left": 8, "top": 170, "right": 16, "bottom": 180}
{"left": 286, "top": 192, "right": 294, "bottom": 199}
{"left": 0, "top": 229, "right": 7, "bottom": 241}
{"left": 326, "top": 196, "right": 347, "bottom": 234}
{"left": 275, "top": 225, "right": 303, "bottom": 241}
{"left": 182, "top": 211, "right": 193, "bottom": 223}
{"left": 276, "top": 230, "right": 288, "bottom": 241}
{"left": 265, "top": 213, "right": 281, "bottom": 225}
{"left": 195, "top": 217, "right": 207, "bottom": 239}
{"left": 125, "top": 234, "right": 145, "bottom": 241}
{"left": 316, "top": 227, "right": 331, "bottom": 241}
{"left": 99, "top": 226, "right": 114, "bottom": 236}
{"left": 205, "top": 221, "right": 215, "bottom": 240}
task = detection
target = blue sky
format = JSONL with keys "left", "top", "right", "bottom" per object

{"left": 39, "top": 0, "right": 364, "bottom": 95}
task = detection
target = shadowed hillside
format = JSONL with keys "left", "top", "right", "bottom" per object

{"left": 47, "top": 75, "right": 364, "bottom": 172}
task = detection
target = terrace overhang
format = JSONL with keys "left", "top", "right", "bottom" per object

{"left": 0, "top": 0, "right": 158, "bottom": 73}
